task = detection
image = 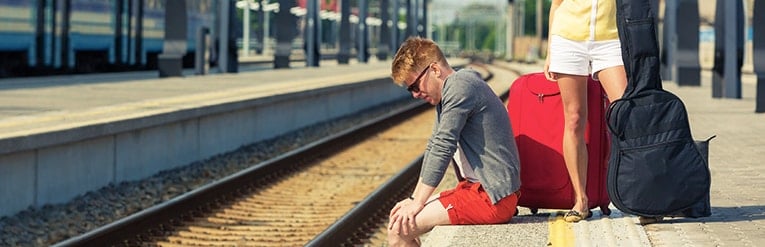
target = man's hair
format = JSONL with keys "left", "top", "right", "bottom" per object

{"left": 391, "top": 36, "right": 447, "bottom": 85}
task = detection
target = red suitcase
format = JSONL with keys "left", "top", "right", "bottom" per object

{"left": 507, "top": 72, "right": 611, "bottom": 215}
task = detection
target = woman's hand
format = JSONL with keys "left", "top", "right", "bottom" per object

{"left": 388, "top": 198, "right": 425, "bottom": 236}
{"left": 544, "top": 56, "right": 558, "bottom": 81}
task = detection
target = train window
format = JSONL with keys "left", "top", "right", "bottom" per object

{"left": 146, "top": 0, "right": 164, "bottom": 10}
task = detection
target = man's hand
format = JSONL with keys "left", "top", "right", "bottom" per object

{"left": 388, "top": 198, "right": 425, "bottom": 236}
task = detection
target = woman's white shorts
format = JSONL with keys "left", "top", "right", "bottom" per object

{"left": 548, "top": 35, "right": 624, "bottom": 80}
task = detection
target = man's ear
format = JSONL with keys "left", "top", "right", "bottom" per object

{"left": 432, "top": 63, "right": 441, "bottom": 77}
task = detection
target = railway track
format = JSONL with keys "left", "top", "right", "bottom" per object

{"left": 54, "top": 63, "right": 508, "bottom": 247}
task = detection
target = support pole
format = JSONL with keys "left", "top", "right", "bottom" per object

{"left": 712, "top": 0, "right": 744, "bottom": 98}
{"left": 661, "top": 0, "right": 676, "bottom": 80}
{"left": 274, "top": 0, "right": 296, "bottom": 68}
{"left": 218, "top": 0, "right": 238, "bottom": 73}
{"left": 134, "top": 0, "right": 144, "bottom": 65}
{"left": 158, "top": 0, "right": 187, "bottom": 77}
{"left": 59, "top": 0, "right": 72, "bottom": 69}
{"left": 357, "top": 0, "right": 368, "bottom": 63}
{"left": 114, "top": 0, "right": 124, "bottom": 65}
{"left": 261, "top": 0, "right": 269, "bottom": 55}
{"left": 195, "top": 27, "right": 210, "bottom": 75}
{"left": 218, "top": 0, "right": 229, "bottom": 72}
{"left": 419, "top": 0, "right": 427, "bottom": 38}
{"left": 723, "top": 0, "right": 743, "bottom": 98}
{"left": 338, "top": 0, "right": 351, "bottom": 64}
{"left": 305, "top": 0, "right": 320, "bottom": 67}
{"left": 675, "top": 0, "right": 700, "bottom": 86}
{"left": 407, "top": 0, "right": 417, "bottom": 37}
{"left": 506, "top": 0, "right": 516, "bottom": 61}
{"left": 535, "top": 0, "right": 542, "bottom": 59}
{"left": 35, "top": 0, "right": 45, "bottom": 66}
{"left": 754, "top": 0, "right": 765, "bottom": 112}
{"left": 243, "top": 0, "right": 250, "bottom": 57}
{"left": 257, "top": 0, "right": 264, "bottom": 54}
{"left": 377, "top": 0, "right": 390, "bottom": 60}
{"left": 391, "top": 0, "right": 400, "bottom": 48}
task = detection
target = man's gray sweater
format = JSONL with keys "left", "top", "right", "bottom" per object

{"left": 421, "top": 68, "right": 522, "bottom": 204}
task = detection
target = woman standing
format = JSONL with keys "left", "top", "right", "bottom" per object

{"left": 543, "top": 0, "right": 628, "bottom": 222}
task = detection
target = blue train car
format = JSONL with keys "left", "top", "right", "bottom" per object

{"left": 0, "top": 0, "right": 216, "bottom": 77}
{"left": 0, "top": 0, "right": 37, "bottom": 76}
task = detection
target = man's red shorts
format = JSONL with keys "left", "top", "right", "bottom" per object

{"left": 438, "top": 181, "right": 519, "bottom": 225}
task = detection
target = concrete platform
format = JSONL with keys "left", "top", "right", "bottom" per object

{"left": 422, "top": 61, "right": 765, "bottom": 246}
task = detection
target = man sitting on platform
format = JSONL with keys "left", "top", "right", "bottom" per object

{"left": 387, "top": 37, "right": 522, "bottom": 246}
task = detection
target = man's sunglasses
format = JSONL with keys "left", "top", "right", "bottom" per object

{"left": 407, "top": 65, "right": 431, "bottom": 93}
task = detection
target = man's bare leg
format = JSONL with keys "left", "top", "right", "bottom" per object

{"left": 388, "top": 196, "right": 450, "bottom": 247}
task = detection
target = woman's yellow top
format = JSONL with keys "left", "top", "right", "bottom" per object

{"left": 550, "top": 0, "right": 619, "bottom": 41}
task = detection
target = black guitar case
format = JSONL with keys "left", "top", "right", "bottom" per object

{"left": 606, "top": 0, "right": 712, "bottom": 217}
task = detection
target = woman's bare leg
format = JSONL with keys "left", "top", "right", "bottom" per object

{"left": 557, "top": 74, "right": 590, "bottom": 221}
{"left": 596, "top": 66, "right": 628, "bottom": 102}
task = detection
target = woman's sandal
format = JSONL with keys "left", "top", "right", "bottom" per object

{"left": 563, "top": 210, "right": 592, "bottom": 223}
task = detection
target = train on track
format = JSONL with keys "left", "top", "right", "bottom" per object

{"left": 0, "top": 0, "right": 215, "bottom": 78}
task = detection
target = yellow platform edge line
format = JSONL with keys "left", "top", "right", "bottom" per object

{"left": 548, "top": 211, "right": 575, "bottom": 247}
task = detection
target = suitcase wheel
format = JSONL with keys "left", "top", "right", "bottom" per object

{"left": 530, "top": 208, "right": 539, "bottom": 215}
{"left": 600, "top": 206, "right": 612, "bottom": 216}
